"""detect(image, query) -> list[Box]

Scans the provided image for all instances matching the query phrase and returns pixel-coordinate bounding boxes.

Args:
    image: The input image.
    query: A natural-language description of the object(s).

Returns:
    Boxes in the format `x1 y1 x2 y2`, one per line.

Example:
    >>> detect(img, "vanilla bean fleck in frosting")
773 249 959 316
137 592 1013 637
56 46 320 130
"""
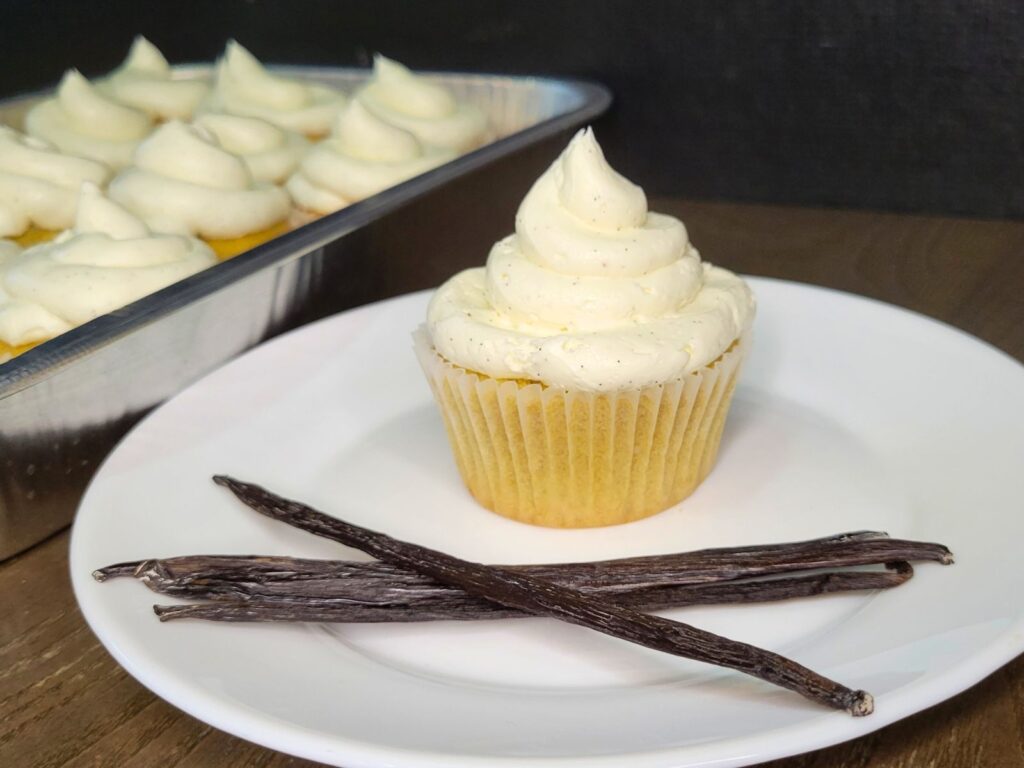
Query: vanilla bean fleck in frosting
0 127 112 237
195 112 309 184
0 184 214 346
101 36 210 121
286 99 455 214
201 41 346 137
357 55 489 152
25 70 154 169
427 128 754 390
108 121 291 239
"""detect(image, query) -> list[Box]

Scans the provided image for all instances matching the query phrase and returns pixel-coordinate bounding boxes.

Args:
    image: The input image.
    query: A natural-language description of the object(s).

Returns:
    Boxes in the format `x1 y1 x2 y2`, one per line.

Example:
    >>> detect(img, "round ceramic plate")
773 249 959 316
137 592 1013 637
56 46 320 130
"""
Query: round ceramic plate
71 278 1024 768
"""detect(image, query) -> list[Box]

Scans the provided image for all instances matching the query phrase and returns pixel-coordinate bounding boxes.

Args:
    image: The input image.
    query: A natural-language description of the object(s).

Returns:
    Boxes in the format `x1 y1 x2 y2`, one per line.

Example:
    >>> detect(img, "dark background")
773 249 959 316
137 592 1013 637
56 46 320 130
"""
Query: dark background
5 0 1022 219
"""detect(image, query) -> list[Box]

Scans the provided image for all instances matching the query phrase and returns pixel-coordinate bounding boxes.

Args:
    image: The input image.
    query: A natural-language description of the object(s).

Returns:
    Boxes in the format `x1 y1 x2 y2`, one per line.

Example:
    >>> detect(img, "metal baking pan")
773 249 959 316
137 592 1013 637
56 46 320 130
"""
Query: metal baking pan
0 65 611 559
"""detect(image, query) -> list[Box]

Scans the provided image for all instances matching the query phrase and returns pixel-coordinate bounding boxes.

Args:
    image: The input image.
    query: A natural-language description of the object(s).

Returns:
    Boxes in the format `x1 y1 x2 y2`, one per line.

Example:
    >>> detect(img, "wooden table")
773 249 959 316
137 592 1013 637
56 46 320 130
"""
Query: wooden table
3 199 1023 767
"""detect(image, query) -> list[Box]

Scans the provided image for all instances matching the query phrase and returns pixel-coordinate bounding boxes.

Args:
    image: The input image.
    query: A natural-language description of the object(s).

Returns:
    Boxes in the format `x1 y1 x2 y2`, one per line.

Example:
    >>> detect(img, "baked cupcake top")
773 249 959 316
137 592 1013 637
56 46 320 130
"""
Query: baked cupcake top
202 41 346 137
356 55 489 152
101 36 210 121
0 127 112 237
25 70 154 169
286 99 455 214
427 129 754 391
108 121 291 239
194 112 309 184
0 183 214 345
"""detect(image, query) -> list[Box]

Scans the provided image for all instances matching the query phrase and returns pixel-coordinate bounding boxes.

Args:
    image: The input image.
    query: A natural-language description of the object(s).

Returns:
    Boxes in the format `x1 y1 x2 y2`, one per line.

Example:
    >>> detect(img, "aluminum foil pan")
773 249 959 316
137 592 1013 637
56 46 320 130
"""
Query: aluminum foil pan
0 65 611 558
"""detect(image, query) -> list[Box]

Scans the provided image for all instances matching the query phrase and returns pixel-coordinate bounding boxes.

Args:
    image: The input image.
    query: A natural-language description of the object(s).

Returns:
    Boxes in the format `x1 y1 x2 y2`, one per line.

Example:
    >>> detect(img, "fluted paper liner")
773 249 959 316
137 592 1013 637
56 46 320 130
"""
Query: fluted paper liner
414 329 750 528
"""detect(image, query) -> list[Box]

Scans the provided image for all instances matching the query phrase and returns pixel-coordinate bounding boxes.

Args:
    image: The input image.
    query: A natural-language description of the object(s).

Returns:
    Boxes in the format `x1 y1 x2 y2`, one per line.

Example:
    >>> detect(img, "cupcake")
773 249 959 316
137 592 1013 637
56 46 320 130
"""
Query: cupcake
286 99 455 216
108 121 291 259
101 36 210 121
194 112 309 184
0 183 215 363
25 69 154 169
200 41 346 138
0 127 112 246
418 129 755 527
356 55 489 152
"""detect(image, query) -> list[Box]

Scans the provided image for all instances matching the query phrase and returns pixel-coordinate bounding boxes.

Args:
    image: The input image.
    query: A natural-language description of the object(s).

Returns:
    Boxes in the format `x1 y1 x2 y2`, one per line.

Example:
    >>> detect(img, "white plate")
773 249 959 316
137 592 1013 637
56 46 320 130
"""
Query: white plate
70 278 1024 768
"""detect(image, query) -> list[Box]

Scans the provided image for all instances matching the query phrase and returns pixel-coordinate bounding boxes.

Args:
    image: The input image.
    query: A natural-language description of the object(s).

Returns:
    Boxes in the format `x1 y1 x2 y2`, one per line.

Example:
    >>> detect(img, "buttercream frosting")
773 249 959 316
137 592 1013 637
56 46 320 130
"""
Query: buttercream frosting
286 99 455 213
0 183 214 345
0 127 112 237
201 41 346 136
25 69 154 169
194 112 309 184
357 55 489 152
101 36 210 120
108 121 291 239
427 128 755 390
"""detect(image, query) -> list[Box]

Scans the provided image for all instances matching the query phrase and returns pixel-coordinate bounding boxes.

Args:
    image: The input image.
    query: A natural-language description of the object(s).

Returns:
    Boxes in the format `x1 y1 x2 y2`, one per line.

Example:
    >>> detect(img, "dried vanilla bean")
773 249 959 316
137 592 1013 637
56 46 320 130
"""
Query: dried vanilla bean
214 475 877 715
151 563 914 623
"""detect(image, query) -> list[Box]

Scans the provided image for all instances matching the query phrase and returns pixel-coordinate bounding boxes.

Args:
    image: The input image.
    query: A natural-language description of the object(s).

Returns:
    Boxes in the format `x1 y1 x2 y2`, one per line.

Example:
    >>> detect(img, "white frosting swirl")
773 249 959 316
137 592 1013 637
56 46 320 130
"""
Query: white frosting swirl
201 41 346 136
285 100 455 213
194 112 309 184
427 129 755 390
101 36 210 120
0 127 112 237
0 239 71 348
25 69 154 169
108 121 291 239
0 183 214 344
357 55 489 152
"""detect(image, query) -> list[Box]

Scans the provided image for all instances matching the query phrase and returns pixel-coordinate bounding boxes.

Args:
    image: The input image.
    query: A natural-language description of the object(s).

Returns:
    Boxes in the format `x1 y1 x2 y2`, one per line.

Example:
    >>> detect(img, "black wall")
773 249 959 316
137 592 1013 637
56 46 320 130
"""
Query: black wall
5 0 1022 219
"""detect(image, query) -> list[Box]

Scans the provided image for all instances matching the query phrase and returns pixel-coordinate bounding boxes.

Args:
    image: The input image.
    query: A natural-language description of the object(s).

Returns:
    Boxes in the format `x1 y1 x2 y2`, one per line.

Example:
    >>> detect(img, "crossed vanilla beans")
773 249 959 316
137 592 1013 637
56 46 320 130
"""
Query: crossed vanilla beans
95 477 954 714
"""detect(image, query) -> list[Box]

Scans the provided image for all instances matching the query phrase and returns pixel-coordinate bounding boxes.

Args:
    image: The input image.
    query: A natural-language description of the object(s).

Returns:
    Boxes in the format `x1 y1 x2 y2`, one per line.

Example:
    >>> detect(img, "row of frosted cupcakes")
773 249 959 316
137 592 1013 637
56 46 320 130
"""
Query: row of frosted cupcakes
0 39 490 362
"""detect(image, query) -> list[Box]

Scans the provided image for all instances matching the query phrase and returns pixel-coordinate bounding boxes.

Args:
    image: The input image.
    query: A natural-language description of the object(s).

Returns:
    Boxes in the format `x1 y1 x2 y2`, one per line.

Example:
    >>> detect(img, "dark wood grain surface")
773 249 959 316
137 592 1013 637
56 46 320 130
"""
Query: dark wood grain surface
2 198 1023 767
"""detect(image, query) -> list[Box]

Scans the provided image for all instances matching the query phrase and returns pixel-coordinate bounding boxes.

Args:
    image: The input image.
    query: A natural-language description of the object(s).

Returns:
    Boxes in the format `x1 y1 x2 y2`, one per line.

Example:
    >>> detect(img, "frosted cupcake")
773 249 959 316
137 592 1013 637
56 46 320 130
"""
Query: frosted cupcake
108 121 291 259
194 112 309 184
356 55 489 152
0 183 215 363
418 129 755 527
286 100 455 216
0 127 112 246
101 36 210 121
201 41 346 138
25 69 154 169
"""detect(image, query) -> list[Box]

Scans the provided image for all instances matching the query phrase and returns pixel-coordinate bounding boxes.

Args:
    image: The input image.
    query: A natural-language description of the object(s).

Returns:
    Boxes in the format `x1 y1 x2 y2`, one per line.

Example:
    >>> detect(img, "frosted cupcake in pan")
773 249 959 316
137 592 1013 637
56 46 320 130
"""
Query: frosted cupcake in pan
200 41 347 138
194 112 309 185
357 55 489 152
418 129 755 527
0 183 215 363
286 100 454 216
0 127 112 246
108 121 291 259
101 36 210 121
25 69 154 169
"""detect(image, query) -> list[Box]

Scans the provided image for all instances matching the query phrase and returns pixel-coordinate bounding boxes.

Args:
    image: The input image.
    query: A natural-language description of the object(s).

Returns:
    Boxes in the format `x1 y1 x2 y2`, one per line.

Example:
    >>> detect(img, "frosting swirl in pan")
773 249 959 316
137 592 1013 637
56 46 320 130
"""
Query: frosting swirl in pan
195 112 309 184
285 100 454 213
357 55 489 152
102 36 210 121
0 127 112 237
0 184 214 344
427 128 754 390
108 121 291 239
25 70 154 169
201 41 346 136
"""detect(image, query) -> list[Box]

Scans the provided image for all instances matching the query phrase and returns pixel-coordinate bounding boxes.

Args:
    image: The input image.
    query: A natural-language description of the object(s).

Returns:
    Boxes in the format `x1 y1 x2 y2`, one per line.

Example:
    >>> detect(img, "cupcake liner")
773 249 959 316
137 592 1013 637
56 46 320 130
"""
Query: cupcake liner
414 329 750 528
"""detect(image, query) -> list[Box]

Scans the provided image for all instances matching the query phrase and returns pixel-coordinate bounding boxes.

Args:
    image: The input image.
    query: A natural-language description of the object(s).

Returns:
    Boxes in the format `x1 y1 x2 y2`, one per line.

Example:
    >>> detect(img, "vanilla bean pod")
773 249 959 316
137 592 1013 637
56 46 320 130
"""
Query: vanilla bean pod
213 475 877 715
151 564 914 623
92 531 950 601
